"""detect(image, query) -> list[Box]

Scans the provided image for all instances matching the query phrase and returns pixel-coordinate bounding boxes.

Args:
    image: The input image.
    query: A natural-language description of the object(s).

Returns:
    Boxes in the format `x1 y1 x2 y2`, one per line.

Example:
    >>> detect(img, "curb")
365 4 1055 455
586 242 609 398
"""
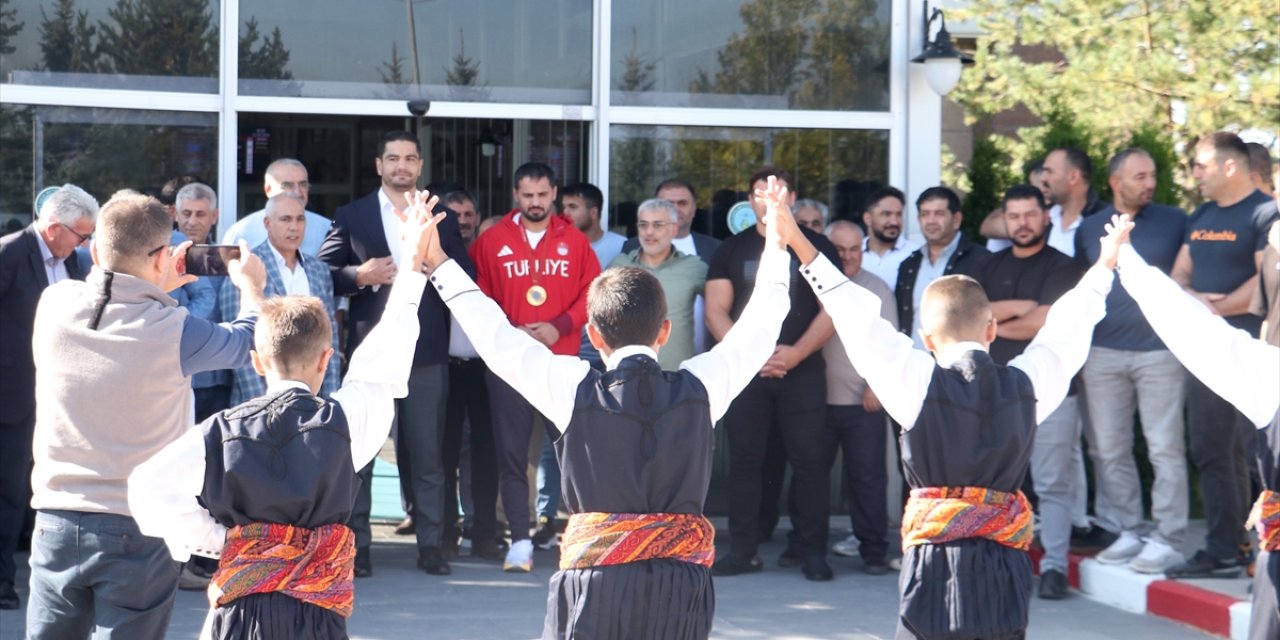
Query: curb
1030 548 1251 639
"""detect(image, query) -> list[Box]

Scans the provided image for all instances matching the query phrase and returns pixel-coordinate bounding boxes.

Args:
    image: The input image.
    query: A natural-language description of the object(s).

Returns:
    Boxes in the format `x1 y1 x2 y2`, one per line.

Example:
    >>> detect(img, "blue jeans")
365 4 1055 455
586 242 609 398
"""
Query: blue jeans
536 436 561 521
26 510 181 639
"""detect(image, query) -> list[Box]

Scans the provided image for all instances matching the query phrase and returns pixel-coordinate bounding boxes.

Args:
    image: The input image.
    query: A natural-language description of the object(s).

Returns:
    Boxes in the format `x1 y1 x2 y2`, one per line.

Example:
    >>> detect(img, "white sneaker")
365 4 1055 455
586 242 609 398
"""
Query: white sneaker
1129 540 1183 574
831 535 859 557
503 539 534 573
1095 531 1143 565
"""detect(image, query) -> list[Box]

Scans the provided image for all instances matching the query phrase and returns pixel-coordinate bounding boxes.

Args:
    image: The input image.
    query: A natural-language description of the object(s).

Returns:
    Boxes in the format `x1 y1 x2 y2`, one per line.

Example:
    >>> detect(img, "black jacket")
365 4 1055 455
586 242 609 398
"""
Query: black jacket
894 235 989 338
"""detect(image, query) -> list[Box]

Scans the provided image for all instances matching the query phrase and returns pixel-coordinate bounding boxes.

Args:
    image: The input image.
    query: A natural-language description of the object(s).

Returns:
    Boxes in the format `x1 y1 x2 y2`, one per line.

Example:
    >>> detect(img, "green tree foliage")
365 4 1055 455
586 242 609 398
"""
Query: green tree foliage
952 0 1280 195
96 0 218 76
444 30 480 87
963 137 1018 239
39 0 98 72
0 0 24 56
689 0 815 102
239 16 291 80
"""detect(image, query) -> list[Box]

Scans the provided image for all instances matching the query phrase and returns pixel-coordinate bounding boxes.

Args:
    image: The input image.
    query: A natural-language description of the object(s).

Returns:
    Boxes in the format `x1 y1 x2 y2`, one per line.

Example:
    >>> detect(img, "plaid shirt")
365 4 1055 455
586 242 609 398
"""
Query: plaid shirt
219 241 341 406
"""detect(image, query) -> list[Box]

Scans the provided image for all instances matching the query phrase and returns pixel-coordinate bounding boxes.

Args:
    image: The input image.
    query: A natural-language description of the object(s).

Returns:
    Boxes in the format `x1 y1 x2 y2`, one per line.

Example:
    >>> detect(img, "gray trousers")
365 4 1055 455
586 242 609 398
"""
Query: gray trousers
1031 396 1081 574
1083 347 1188 547
26 510 181 639
396 364 449 551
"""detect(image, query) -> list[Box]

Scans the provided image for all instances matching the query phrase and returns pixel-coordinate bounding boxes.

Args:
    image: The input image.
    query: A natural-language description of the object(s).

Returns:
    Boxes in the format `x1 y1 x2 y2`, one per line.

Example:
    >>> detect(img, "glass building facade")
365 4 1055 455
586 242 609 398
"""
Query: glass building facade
0 0 947 238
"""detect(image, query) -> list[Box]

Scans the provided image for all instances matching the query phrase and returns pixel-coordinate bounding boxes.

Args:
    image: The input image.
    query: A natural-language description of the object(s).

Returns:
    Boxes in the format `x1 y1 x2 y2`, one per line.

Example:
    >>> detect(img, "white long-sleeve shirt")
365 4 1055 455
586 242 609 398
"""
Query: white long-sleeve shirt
127 269 427 562
1117 244 1280 429
430 243 793 431
798 253 1112 430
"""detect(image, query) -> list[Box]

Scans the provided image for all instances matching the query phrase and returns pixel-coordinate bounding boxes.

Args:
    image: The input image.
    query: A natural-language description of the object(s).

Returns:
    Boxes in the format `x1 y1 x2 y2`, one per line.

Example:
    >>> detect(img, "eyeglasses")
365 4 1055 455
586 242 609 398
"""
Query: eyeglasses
147 244 168 257
636 221 671 231
60 223 92 244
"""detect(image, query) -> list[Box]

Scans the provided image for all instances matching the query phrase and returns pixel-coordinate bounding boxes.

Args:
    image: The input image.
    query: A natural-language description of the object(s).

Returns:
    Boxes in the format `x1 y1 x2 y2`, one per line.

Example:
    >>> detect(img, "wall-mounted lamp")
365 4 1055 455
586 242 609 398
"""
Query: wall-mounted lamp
477 128 499 158
910 1 973 96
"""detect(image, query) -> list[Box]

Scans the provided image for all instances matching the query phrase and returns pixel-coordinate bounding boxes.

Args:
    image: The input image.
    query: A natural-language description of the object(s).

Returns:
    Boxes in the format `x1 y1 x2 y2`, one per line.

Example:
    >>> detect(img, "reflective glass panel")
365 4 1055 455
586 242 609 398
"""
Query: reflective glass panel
0 104 217 229
611 0 891 111
609 124 889 236
1 0 220 93
238 0 592 104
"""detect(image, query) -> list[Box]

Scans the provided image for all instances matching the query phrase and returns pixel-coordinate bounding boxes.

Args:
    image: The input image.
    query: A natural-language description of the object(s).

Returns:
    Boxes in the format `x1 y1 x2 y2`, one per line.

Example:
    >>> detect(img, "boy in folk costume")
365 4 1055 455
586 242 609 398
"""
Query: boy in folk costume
424 178 795 639
765 176 1130 639
1109 231 1278 639
128 193 447 639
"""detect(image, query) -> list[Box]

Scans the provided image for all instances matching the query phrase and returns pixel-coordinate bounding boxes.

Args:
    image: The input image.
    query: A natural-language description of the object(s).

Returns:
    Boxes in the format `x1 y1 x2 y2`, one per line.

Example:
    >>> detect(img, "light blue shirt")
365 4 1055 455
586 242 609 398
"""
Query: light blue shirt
220 209 332 258
910 233 961 349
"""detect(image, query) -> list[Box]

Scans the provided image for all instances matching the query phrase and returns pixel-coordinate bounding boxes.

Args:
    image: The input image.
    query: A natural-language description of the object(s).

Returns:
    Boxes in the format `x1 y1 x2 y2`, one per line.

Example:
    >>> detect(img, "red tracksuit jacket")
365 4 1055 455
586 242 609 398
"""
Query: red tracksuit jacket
469 210 601 356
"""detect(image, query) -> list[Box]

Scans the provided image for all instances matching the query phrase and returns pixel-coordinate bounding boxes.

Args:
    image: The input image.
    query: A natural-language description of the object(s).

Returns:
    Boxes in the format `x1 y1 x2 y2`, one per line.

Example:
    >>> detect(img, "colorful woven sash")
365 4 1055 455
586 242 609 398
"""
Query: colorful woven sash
1247 489 1280 552
901 486 1033 552
559 512 715 570
211 522 355 617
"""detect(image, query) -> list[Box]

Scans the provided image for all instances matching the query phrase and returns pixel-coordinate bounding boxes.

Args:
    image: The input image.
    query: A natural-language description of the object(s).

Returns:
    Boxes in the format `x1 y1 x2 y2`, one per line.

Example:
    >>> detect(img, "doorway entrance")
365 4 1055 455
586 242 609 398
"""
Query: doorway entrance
235 114 590 221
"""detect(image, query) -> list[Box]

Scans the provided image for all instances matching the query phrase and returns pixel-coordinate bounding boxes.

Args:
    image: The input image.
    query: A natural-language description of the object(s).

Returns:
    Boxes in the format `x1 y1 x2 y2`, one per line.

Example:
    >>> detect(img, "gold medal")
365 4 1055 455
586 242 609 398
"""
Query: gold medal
526 284 548 306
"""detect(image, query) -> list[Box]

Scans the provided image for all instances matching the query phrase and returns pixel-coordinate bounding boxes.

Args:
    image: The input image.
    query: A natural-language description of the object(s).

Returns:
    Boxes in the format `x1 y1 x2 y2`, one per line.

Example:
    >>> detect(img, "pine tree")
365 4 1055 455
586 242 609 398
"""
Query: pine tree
0 0 24 56
39 0 98 72
96 0 217 77
239 16 291 80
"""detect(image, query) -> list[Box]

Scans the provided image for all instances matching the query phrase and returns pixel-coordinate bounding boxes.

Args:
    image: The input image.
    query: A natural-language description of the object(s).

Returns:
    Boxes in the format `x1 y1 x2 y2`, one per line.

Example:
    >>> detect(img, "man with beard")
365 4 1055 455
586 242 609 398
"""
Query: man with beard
895 187 989 350
1075 148 1190 575
469 162 600 572
972 185 1085 599
320 130 474 578
861 187 920 287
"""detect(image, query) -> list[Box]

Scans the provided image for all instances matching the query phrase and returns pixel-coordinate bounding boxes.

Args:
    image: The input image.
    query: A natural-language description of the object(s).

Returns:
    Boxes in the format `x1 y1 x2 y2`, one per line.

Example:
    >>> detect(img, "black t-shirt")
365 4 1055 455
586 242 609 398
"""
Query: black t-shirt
973 246 1083 365
707 226 841 371
1187 189 1279 332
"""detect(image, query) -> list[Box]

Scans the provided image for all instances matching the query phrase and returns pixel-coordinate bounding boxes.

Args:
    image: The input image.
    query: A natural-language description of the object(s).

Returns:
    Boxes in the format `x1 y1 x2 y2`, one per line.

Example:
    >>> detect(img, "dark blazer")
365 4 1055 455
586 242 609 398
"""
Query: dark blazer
319 191 475 367
894 235 990 338
0 225 86 424
621 231 721 266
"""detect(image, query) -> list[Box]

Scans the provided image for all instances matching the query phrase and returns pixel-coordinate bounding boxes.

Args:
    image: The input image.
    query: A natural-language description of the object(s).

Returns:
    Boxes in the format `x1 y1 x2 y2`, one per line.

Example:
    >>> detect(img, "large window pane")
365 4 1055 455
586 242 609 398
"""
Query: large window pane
609 124 888 236
238 0 592 104
612 0 891 111
0 104 217 230
1 0 219 93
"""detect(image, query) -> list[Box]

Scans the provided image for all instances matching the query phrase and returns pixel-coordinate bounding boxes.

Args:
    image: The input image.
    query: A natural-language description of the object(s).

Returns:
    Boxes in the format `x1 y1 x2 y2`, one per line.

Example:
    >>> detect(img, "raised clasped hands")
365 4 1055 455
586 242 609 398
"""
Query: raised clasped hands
397 189 448 273
753 175 797 250
1096 213 1135 271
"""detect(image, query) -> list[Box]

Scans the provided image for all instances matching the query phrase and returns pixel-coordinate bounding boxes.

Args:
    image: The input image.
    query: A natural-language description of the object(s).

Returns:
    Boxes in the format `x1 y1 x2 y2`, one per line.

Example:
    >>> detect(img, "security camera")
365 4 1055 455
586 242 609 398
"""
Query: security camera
407 99 430 117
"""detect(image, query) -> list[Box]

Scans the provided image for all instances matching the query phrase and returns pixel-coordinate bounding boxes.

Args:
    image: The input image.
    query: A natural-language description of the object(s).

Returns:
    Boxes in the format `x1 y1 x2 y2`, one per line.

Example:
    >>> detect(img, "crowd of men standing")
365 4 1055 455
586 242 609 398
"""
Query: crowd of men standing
0 127 1277 636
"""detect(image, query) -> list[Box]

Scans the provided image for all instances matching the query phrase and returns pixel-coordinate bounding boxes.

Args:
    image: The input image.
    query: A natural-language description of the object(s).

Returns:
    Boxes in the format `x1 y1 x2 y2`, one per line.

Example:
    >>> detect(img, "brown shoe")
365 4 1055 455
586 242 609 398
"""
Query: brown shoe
394 516 414 536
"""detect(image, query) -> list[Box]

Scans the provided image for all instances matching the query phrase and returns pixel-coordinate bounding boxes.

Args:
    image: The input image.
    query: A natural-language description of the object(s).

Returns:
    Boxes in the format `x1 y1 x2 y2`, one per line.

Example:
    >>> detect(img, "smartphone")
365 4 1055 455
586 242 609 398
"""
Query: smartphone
184 244 241 277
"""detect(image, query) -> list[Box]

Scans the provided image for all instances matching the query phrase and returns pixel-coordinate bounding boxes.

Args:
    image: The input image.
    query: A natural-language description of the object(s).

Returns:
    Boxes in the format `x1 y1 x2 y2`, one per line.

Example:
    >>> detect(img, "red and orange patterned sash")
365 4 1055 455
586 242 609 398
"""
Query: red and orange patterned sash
1247 489 1280 552
559 512 715 570
211 522 355 617
901 486 1033 552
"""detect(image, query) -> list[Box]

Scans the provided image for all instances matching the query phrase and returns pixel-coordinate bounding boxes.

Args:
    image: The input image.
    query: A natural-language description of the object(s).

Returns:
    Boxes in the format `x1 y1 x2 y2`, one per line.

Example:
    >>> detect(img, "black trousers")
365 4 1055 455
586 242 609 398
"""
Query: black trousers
443 358 498 541
0 413 34 586
1186 373 1254 560
825 404 890 562
488 370 554 542
724 366 829 558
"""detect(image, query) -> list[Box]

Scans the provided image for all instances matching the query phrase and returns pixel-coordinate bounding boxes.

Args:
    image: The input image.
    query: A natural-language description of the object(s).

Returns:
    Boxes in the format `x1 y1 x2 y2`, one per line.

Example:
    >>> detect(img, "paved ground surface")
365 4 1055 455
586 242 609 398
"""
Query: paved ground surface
1 521 1217 640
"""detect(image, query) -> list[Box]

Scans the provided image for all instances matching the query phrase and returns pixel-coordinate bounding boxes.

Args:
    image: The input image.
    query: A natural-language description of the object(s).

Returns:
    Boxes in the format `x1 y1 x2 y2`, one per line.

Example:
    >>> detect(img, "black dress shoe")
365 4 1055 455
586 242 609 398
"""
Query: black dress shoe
0 582 18 610
1069 525 1118 554
418 547 452 576
532 516 559 549
777 546 804 568
1038 569 1069 599
354 547 373 578
802 556 834 582
472 537 504 561
394 516 414 536
862 557 890 576
712 554 763 577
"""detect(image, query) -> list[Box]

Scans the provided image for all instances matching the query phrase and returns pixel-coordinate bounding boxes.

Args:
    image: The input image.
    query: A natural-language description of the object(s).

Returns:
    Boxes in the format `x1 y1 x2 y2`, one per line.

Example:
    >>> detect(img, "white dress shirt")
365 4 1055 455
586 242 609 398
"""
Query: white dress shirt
431 243 793 431
35 231 69 285
267 243 311 296
1117 244 1280 428
862 235 921 289
127 268 428 561
799 252 1112 431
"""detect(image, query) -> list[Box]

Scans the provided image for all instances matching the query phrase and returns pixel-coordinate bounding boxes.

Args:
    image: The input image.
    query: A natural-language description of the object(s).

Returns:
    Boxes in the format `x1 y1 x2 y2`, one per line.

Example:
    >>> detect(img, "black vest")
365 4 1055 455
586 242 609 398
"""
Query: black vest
200 388 357 529
901 350 1037 494
1260 412 1280 492
555 354 714 516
